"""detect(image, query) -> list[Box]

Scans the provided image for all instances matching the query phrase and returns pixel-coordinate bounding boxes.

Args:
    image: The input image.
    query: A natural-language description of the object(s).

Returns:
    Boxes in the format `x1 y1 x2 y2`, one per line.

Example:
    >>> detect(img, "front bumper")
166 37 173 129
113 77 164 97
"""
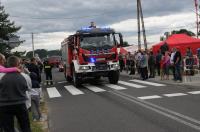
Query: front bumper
75 61 119 74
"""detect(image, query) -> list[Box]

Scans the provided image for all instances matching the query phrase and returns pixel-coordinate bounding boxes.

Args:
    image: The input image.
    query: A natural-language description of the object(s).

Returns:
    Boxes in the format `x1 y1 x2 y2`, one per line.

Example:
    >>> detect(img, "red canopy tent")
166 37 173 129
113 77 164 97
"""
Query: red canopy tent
152 34 200 55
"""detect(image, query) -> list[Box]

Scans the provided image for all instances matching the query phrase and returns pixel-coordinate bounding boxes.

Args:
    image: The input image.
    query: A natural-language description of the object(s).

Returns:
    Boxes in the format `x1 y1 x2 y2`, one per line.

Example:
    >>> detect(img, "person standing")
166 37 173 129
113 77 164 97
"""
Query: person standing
163 51 170 80
30 72 42 121
0 53 20 73
44 60 53 85
148 51 156 78
140 51 148 80
118 53 124 72
28 58 41 83
0 56 32 132
173 48 182 82
156 50 162 76
129 53 136 75
185 47 194 75
170 48 176 80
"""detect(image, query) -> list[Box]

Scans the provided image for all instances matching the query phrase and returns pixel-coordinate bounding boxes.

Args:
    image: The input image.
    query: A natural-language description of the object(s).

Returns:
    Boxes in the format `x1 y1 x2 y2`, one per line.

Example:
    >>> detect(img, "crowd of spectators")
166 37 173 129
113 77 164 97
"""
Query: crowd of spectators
118 47 199 82
0 53 52 132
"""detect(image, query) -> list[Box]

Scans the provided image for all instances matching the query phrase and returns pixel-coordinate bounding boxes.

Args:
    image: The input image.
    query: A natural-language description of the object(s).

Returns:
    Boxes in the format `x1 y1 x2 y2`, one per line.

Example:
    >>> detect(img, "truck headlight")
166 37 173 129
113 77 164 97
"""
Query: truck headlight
79 66 90 70
111 64 119 69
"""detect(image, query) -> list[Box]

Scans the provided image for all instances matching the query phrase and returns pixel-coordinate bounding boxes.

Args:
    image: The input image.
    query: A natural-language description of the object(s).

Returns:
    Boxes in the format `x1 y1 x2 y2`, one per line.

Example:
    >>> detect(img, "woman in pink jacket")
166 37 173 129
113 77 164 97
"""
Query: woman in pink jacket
0 53 20 73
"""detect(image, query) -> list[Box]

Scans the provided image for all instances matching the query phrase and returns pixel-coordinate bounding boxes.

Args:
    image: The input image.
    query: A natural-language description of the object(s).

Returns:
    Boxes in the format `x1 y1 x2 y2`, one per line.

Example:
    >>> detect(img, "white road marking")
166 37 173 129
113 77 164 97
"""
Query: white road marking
111 91 200 131
138 95 162 100
130 79 166 86
64 85 84 95
164 93 187 97
118 81 146 88
188 91 200 95
57 81 67 84
47 87 61 98
84 85 106 93
104 84 127 90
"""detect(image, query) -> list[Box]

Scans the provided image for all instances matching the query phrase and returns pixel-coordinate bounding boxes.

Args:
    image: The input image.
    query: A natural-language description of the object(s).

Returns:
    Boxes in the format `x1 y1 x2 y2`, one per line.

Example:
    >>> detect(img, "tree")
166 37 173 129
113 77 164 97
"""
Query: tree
26 49 48 59
48 50 61 57
12 51 26 57
121 41 130 47
0 5 22 56
171 29 195 36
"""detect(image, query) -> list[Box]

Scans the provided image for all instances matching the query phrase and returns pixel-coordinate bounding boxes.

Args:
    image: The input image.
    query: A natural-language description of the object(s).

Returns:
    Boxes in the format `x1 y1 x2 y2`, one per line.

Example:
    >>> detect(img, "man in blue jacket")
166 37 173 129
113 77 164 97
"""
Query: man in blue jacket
0 56 32 132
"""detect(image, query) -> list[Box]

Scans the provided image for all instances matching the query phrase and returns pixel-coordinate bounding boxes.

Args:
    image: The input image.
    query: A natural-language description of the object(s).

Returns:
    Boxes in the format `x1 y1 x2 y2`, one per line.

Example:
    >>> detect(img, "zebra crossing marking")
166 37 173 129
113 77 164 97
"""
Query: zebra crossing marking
83 85 106 92
138 95 162 100
130 79 166 86
188 91 200 95
118 81 146 88
163 93 187 97
104 84 127 90
47 87 61 98
64 85 84 95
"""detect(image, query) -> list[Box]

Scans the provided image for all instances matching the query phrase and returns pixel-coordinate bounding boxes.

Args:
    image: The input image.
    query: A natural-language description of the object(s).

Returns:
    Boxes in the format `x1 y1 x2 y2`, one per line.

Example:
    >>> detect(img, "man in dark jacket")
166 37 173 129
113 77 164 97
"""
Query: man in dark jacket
28 58 41 83
43 60 53 85
0 56 32 132
148 51 156 78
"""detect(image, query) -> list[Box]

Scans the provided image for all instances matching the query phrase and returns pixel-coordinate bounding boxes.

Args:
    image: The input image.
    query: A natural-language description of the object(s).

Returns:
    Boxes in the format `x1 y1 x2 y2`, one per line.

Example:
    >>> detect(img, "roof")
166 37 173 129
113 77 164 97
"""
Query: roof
166 34 200 45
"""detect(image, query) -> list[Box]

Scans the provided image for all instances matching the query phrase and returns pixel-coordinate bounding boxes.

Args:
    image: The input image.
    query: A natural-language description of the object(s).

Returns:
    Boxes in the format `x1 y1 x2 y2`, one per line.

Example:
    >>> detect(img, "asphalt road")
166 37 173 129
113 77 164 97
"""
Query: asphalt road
43 68 200 132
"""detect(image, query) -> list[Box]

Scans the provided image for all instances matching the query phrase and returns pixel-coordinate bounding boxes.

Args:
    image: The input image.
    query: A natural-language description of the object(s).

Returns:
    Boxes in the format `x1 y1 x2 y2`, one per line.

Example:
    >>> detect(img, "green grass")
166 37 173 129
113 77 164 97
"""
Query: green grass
29 112 43 132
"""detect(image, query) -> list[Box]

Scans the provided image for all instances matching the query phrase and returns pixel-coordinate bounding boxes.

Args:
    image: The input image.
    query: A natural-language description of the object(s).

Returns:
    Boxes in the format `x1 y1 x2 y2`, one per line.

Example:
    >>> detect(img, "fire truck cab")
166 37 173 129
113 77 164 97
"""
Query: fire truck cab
61 27 123 87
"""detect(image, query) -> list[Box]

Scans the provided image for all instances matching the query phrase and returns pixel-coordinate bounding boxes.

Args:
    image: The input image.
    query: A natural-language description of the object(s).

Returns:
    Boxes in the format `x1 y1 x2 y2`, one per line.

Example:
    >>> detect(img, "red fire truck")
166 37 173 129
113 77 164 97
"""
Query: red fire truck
61 27 123 87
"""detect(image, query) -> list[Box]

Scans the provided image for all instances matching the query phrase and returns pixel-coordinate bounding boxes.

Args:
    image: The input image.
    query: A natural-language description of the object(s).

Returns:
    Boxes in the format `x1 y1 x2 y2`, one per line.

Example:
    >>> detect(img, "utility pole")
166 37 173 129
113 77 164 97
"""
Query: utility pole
137 0 141 50
137 0 147 50
32 33 35 57
194 0 199 38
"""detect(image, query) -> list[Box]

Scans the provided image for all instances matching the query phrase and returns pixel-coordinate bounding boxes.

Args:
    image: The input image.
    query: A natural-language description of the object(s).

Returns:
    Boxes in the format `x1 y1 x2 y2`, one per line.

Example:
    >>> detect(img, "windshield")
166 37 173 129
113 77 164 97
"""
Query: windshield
80 34 115 50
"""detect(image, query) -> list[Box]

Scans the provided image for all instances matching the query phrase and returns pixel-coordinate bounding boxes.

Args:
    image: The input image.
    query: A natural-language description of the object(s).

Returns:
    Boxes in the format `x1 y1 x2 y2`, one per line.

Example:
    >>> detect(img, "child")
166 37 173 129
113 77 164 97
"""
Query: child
160 54 165 80
29 72 42 121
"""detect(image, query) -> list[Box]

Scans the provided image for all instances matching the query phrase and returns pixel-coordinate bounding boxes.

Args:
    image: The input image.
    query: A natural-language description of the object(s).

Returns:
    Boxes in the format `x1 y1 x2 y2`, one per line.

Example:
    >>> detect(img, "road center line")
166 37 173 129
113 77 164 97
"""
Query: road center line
164 93 187 97
110 90 200 131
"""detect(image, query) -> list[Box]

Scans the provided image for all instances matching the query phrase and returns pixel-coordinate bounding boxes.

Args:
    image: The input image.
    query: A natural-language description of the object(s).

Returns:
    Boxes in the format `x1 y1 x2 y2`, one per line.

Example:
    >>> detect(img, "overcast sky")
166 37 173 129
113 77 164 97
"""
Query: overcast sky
1 0 198 52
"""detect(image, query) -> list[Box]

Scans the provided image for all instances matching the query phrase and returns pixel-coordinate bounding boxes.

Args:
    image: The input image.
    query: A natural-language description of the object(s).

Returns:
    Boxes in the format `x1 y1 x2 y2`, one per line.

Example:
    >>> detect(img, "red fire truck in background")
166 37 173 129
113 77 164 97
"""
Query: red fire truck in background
61 27 123 87
48 56 61 67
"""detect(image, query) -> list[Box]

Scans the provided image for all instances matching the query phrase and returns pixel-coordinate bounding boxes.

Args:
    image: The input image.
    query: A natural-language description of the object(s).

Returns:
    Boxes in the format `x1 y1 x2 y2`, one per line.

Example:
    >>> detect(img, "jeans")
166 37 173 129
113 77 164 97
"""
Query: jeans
0 103 31 132
31 95 41 120
175 64 182 81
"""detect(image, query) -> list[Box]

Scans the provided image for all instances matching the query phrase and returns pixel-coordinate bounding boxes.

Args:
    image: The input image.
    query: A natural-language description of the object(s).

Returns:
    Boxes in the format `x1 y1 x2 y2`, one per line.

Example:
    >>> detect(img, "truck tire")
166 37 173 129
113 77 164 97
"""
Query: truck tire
108 71 119 84
72 66 81 87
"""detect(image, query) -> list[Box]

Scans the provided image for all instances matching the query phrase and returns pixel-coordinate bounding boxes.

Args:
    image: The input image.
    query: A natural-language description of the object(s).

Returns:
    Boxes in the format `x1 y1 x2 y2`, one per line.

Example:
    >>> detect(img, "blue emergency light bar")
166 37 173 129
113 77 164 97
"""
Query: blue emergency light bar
90 58 96 63
80 27 112 32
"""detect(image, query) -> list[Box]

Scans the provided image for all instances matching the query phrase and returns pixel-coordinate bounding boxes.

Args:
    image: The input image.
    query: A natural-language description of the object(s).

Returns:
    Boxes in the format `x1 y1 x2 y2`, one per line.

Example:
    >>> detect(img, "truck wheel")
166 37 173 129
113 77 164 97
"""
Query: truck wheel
72 67 81 87
108 71 119 84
